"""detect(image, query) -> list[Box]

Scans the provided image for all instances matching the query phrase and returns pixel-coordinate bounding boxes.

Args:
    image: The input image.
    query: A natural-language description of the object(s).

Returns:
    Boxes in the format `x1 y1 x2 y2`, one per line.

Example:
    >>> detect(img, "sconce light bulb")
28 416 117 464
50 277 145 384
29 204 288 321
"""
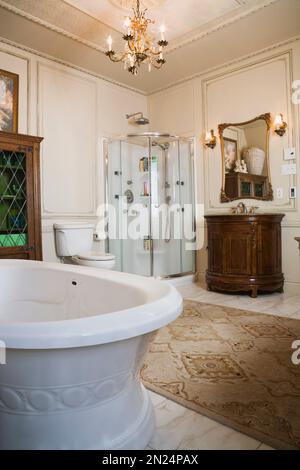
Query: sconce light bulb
274 113 283 127
274 113 287 136
205 129 217 149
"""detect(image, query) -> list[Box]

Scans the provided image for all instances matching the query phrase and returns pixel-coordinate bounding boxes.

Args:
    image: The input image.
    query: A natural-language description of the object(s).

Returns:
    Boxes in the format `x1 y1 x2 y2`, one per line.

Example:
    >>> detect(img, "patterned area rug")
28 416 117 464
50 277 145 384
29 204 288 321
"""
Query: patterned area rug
141 300 300 449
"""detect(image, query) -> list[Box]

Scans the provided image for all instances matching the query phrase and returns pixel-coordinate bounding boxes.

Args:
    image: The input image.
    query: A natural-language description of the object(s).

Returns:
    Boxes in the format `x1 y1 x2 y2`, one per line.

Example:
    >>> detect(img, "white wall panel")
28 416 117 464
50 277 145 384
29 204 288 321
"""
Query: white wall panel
149 82 195 135
99 81 148 137
38 62 97 217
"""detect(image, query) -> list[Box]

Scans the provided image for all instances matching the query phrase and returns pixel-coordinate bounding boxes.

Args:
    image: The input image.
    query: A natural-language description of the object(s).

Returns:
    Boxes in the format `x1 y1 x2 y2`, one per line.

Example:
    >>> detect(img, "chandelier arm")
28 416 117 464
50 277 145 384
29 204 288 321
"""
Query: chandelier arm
151 62 163 70
148 49 162 56
127 41 135 53
106 52 128 63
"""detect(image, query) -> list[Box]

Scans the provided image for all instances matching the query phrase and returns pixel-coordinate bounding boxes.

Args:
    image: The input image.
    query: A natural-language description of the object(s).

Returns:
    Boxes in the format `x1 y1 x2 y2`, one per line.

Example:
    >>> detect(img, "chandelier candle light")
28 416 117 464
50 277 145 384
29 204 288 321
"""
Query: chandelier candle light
105 0 168 75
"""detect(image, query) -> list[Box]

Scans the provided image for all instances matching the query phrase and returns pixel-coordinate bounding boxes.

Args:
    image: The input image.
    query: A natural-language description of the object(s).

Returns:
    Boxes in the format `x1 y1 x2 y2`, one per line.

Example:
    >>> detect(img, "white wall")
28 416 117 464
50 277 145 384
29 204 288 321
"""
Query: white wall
2 35 300 292
0 40 148 261
149 38 300 294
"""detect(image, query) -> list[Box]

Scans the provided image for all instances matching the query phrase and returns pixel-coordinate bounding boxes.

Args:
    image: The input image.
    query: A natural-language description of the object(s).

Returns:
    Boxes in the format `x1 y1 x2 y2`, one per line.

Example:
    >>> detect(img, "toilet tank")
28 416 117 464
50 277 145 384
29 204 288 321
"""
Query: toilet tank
54 224 94 257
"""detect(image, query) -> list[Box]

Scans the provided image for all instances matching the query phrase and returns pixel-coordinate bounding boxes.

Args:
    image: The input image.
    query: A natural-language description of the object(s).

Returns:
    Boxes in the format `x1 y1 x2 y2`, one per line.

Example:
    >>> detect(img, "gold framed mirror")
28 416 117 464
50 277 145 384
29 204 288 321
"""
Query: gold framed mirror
219 113 273 202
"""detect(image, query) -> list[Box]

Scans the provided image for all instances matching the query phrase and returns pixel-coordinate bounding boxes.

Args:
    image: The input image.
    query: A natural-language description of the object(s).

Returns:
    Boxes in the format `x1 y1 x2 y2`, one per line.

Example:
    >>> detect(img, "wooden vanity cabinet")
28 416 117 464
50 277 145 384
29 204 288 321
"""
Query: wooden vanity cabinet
205 214 284 298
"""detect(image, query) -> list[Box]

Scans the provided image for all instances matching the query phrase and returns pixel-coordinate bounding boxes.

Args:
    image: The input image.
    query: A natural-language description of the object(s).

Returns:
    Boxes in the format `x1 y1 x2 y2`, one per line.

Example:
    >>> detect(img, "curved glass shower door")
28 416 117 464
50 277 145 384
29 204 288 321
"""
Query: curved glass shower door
105 134 195 278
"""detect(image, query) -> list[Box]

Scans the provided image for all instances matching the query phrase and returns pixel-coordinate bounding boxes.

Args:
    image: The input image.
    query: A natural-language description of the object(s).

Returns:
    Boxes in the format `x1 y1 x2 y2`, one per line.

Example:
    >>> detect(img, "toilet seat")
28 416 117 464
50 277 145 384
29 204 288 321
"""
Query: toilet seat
72 252 116 269
76 252 115 262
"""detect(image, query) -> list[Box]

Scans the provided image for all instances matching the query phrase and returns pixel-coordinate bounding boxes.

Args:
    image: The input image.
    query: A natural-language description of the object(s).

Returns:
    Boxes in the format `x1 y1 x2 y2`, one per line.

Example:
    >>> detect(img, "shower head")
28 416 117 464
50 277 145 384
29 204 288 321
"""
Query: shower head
126 112 150 126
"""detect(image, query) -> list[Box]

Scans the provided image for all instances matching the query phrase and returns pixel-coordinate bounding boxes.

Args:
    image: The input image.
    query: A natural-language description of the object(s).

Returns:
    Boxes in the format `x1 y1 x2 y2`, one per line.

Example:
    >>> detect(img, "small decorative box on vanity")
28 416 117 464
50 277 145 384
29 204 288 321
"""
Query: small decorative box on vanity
205 214 285 298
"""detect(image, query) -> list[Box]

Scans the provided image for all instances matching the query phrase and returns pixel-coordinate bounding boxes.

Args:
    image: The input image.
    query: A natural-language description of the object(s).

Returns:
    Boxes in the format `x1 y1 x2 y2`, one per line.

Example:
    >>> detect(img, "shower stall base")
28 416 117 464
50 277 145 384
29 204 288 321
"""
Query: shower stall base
104 133 196 279
161 273 196 286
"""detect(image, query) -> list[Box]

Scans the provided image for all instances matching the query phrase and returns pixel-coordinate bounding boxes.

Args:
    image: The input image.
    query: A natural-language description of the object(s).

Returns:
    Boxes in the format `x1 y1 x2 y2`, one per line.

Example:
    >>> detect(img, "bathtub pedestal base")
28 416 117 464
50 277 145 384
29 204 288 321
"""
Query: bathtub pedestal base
0 341 157 450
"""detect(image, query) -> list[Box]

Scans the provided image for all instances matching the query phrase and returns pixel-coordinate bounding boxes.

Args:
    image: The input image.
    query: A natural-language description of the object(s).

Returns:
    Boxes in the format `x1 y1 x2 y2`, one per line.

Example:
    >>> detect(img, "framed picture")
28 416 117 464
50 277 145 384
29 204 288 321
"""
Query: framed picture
224 137 237 172
0 69 19 133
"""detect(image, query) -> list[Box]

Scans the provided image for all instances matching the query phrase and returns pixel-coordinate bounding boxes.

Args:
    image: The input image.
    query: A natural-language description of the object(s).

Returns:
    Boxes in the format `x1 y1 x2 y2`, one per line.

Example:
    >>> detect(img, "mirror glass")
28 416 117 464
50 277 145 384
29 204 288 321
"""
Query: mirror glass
219 113 273 202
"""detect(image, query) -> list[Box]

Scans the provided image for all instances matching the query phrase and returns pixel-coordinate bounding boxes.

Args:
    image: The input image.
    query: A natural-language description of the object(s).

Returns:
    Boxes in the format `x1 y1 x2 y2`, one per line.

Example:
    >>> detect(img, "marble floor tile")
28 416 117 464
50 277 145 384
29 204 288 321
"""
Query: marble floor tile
257 443 274 450
178 283 300 320
149 399 261 451
149 399 189 450
149 390 167 407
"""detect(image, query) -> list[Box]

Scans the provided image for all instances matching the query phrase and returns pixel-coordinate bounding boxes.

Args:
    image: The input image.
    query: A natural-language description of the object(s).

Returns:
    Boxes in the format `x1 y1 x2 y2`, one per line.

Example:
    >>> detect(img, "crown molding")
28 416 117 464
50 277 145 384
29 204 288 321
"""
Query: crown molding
0 0 281 55
148 33 300 95
168 0 280 53
0 36 147 95
0 0 109 53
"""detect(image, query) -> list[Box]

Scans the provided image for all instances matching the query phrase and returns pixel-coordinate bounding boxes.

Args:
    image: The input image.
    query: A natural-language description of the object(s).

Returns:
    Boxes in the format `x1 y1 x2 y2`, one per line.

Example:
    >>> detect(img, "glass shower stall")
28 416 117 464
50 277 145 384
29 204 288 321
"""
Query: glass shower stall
104 133 195 278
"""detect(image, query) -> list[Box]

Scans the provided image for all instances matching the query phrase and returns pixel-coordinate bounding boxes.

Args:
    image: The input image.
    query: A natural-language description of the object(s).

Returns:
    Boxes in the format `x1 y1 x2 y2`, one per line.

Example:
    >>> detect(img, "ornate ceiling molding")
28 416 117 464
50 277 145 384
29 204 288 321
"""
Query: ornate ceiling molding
108 0 166 10
148 34 300 95
0 0 281 54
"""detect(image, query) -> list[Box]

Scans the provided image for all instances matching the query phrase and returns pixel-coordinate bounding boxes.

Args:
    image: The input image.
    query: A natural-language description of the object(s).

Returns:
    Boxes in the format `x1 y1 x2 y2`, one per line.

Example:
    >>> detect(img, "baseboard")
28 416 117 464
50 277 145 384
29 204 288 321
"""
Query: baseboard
284 282 300 296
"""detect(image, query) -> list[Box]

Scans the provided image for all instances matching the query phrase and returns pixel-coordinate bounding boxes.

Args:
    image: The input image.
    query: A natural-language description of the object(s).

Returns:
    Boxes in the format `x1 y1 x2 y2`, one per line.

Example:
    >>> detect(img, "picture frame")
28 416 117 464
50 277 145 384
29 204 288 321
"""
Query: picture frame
223 137 238 173
0 69 19 133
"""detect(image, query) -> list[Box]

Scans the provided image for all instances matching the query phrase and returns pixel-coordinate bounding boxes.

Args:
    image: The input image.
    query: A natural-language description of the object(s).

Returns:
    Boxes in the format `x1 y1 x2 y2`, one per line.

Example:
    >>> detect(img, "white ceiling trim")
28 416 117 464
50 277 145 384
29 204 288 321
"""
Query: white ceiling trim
167 0 280 53
0 35 147 96
0 0 107 52
0 0 280 55
148 34 300 95
1 30 299 99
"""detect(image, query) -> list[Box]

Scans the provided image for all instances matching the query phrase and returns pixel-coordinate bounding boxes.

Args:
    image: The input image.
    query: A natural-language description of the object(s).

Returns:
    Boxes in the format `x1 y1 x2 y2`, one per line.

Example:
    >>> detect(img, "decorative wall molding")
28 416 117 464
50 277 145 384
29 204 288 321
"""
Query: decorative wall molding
37 61 98 218
149 34 300 95
201 49 297 213
1 27 299 98
0 36 147 96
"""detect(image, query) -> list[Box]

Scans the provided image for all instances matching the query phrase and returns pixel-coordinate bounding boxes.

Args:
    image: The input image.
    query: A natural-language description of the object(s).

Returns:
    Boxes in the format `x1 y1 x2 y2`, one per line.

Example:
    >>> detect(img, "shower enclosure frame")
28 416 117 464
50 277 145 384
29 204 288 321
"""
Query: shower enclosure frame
103 133 196 279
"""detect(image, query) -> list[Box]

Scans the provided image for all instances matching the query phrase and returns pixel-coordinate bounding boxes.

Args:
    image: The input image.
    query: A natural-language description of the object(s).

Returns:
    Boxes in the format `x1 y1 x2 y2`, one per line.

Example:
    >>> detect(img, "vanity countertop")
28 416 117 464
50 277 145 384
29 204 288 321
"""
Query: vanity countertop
204 213 285 219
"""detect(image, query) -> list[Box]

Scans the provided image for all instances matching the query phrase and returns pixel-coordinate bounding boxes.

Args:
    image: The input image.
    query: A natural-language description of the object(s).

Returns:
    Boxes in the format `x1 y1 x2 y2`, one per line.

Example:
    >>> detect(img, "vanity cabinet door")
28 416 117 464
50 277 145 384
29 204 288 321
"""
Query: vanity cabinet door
223 223 253 276
207 226 224 274
257 222 282 275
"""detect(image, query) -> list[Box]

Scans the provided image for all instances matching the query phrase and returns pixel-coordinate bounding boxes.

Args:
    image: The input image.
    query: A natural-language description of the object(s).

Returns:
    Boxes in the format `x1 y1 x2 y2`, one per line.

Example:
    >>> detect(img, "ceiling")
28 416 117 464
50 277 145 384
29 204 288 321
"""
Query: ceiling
0 0 299 93
63 0 257 46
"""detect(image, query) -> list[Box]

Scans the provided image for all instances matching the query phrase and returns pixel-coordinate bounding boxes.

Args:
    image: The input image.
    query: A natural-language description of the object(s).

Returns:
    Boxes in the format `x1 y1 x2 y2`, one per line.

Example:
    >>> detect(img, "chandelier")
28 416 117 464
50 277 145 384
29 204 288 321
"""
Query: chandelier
105 0 168 75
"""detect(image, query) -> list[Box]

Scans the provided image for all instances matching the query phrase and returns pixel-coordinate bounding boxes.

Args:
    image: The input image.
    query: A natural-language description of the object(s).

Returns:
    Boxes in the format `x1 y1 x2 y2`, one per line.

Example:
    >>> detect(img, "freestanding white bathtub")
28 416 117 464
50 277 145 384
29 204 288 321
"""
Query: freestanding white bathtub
0 260 182 450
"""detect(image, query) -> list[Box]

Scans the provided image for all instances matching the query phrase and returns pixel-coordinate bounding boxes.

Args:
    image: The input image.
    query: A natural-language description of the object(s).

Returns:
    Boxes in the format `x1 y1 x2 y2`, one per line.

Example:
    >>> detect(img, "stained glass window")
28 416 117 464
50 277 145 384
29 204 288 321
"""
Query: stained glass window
0 149 27 247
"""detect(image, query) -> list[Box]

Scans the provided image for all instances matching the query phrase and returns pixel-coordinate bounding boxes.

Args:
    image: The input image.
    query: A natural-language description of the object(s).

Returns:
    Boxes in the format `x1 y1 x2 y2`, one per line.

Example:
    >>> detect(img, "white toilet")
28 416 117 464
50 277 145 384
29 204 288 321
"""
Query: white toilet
54 223 116 270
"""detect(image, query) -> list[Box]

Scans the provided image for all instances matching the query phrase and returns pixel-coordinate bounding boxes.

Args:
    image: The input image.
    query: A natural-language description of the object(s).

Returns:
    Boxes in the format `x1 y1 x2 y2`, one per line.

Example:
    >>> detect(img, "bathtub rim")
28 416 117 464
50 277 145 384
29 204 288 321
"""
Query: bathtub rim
0 260 183 349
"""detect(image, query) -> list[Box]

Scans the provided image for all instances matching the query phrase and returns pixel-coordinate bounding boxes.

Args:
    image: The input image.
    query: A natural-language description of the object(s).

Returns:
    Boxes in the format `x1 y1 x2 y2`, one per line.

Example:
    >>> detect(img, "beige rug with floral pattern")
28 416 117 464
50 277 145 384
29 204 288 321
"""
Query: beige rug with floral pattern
141 300 300 450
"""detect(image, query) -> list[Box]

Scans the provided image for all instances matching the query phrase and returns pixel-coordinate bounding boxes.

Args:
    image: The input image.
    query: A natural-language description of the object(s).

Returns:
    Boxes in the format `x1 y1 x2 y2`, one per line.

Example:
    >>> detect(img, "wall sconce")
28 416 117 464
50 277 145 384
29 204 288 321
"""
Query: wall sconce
274 113 287 137
205 129 217 149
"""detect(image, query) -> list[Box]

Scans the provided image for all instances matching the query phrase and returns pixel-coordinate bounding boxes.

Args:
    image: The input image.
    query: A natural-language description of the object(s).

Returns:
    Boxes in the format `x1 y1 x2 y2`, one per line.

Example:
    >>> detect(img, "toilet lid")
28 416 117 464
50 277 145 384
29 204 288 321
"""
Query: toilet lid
76 252 115 262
